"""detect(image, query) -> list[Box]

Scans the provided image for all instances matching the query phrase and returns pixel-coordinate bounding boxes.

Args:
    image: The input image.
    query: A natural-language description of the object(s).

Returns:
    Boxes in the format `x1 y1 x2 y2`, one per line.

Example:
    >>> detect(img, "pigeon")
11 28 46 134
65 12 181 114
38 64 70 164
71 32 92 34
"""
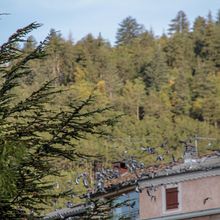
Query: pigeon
160 140 168 148
75 176 81 185
66 201 74 208
146 187 156 201
75 173 89 188
203 197 212 204
82 177 89 188
141 146 155 154
58 213 65 219
156 155 164 161
129 201 136 208
135 184 142 193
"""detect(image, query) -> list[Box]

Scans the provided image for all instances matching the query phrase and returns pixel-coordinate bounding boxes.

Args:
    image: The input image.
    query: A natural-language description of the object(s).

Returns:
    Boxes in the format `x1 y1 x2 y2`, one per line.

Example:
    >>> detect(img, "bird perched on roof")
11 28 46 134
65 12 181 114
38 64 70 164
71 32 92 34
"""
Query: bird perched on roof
95 179 106 193
58 212 65 219
80 191 91 199
149 172 155 178
125 158 145 172
65 201 74 208
135 182 142 193
106 168 120 179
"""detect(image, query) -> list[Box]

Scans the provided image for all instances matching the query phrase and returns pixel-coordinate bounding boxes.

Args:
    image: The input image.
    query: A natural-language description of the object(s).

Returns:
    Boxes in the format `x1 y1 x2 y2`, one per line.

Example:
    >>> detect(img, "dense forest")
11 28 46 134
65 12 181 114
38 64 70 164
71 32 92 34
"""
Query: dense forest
1 9 220 217
23 10 220 156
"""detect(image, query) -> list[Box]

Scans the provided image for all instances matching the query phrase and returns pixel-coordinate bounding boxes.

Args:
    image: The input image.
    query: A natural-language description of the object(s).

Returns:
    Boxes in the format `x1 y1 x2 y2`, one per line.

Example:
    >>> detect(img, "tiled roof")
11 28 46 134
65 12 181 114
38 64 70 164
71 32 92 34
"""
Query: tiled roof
101 152 220 193
44 152 220 219
44 203 90 220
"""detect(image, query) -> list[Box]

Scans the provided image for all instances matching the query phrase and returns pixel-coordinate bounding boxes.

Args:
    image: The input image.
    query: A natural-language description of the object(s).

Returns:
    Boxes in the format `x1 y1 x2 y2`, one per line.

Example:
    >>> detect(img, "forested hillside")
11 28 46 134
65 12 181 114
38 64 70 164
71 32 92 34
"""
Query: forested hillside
5 10 220 213
23 10 219 154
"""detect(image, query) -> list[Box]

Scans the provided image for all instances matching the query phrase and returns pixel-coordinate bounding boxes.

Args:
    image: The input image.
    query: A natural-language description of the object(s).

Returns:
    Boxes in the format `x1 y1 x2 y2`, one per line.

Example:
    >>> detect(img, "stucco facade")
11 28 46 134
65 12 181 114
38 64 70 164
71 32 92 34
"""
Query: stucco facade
140 176 220 220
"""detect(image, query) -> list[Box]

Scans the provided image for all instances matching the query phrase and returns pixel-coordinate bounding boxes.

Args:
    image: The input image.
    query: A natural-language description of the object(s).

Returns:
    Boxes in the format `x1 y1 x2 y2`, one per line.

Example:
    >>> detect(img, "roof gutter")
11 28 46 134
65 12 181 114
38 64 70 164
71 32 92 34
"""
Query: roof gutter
145 207 220 220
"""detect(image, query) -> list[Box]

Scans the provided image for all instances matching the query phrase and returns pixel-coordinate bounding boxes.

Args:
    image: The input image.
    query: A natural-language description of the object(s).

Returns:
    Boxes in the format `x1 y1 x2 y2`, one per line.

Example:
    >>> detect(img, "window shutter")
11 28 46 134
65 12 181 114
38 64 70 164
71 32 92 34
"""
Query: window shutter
166 187 179 210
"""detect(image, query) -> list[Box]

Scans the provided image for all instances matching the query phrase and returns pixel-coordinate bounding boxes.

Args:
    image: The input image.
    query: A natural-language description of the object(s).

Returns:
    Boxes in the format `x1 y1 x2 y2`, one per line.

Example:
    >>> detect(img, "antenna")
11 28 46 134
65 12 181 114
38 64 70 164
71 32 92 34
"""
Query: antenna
194 135 217 154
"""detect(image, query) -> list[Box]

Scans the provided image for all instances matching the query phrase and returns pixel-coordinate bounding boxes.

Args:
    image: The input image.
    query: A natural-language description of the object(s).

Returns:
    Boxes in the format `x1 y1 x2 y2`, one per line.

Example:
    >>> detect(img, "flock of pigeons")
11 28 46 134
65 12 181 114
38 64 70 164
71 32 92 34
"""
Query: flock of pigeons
74 149 162 203
58 141 195 213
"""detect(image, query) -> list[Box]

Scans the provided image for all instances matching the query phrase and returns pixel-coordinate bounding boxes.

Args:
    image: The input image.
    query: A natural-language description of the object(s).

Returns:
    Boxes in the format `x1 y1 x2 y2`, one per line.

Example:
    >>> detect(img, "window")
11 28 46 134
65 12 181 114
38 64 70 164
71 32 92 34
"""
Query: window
166 187 179 210
112 191 139 220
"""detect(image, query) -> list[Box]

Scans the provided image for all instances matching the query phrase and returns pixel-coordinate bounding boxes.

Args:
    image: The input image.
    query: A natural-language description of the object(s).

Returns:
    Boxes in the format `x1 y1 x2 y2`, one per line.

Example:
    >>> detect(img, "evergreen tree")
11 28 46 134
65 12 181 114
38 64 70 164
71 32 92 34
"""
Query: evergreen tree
115 16 144 45
23 35 37 52
120 78 146 119
73 34 112 83
168 10 189 35
212 25 220 69
113 45 138 81
170 71 191 115
164 32 194 72
139 47 169 91
193 16 206 57
207 11 213 25
201 13 216 73
0 23 117 218
216 9 220 25
31 28 77 86
22 35 38 85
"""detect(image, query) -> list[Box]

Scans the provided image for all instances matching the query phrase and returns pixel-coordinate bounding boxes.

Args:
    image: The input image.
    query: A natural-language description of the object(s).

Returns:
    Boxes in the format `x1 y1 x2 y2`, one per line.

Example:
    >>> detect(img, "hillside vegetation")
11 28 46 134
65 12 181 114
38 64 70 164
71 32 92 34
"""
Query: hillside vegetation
2 10 220 215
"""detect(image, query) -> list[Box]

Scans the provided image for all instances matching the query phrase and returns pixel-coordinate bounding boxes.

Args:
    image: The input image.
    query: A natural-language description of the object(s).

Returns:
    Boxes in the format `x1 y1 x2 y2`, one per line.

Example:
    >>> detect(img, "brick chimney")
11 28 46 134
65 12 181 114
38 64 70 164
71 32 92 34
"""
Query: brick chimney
112 161 128 174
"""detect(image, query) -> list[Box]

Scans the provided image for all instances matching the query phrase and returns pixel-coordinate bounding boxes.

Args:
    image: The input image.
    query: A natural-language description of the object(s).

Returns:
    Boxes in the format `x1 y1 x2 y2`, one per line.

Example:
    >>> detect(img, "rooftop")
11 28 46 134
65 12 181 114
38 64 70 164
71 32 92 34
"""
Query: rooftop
44 152 220 219
98 152 220 195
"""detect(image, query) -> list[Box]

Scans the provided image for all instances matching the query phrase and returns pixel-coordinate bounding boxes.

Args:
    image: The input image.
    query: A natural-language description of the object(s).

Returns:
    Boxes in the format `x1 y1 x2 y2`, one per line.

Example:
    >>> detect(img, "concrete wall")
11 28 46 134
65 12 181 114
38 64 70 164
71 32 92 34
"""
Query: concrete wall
139 176 220 219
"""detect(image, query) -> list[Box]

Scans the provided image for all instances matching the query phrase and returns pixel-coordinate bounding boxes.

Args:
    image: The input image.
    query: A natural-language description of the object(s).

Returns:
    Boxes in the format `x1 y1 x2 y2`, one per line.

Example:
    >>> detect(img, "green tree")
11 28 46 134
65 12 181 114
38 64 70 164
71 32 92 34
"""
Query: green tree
115 16 144 45
168 10 189 35
23 35 37 52
139 47 169 91
164 32 195 72
0 23 117 218
170 71 191 115
31 29 77 86
22 35 38 85
73 34 112 83
193 16 206 57
216 9 220 25
119 78 146 119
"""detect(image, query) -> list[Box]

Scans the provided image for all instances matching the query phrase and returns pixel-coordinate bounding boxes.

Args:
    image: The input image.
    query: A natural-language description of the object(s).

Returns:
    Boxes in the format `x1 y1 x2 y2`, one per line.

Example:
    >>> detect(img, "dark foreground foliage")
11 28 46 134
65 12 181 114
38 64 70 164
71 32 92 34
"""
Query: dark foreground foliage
0 23 118 219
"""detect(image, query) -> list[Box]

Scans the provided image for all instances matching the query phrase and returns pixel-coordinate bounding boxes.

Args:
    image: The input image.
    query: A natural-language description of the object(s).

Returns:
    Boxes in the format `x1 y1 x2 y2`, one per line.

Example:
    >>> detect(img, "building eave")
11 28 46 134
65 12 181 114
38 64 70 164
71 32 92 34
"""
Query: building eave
139 166 220 188
43 204 89 220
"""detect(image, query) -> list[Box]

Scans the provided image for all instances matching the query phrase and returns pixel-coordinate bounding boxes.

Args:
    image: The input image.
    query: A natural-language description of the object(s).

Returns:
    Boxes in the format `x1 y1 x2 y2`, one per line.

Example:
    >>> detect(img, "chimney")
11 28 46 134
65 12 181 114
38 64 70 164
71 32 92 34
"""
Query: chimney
183 143 198 163
112 161 128 174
